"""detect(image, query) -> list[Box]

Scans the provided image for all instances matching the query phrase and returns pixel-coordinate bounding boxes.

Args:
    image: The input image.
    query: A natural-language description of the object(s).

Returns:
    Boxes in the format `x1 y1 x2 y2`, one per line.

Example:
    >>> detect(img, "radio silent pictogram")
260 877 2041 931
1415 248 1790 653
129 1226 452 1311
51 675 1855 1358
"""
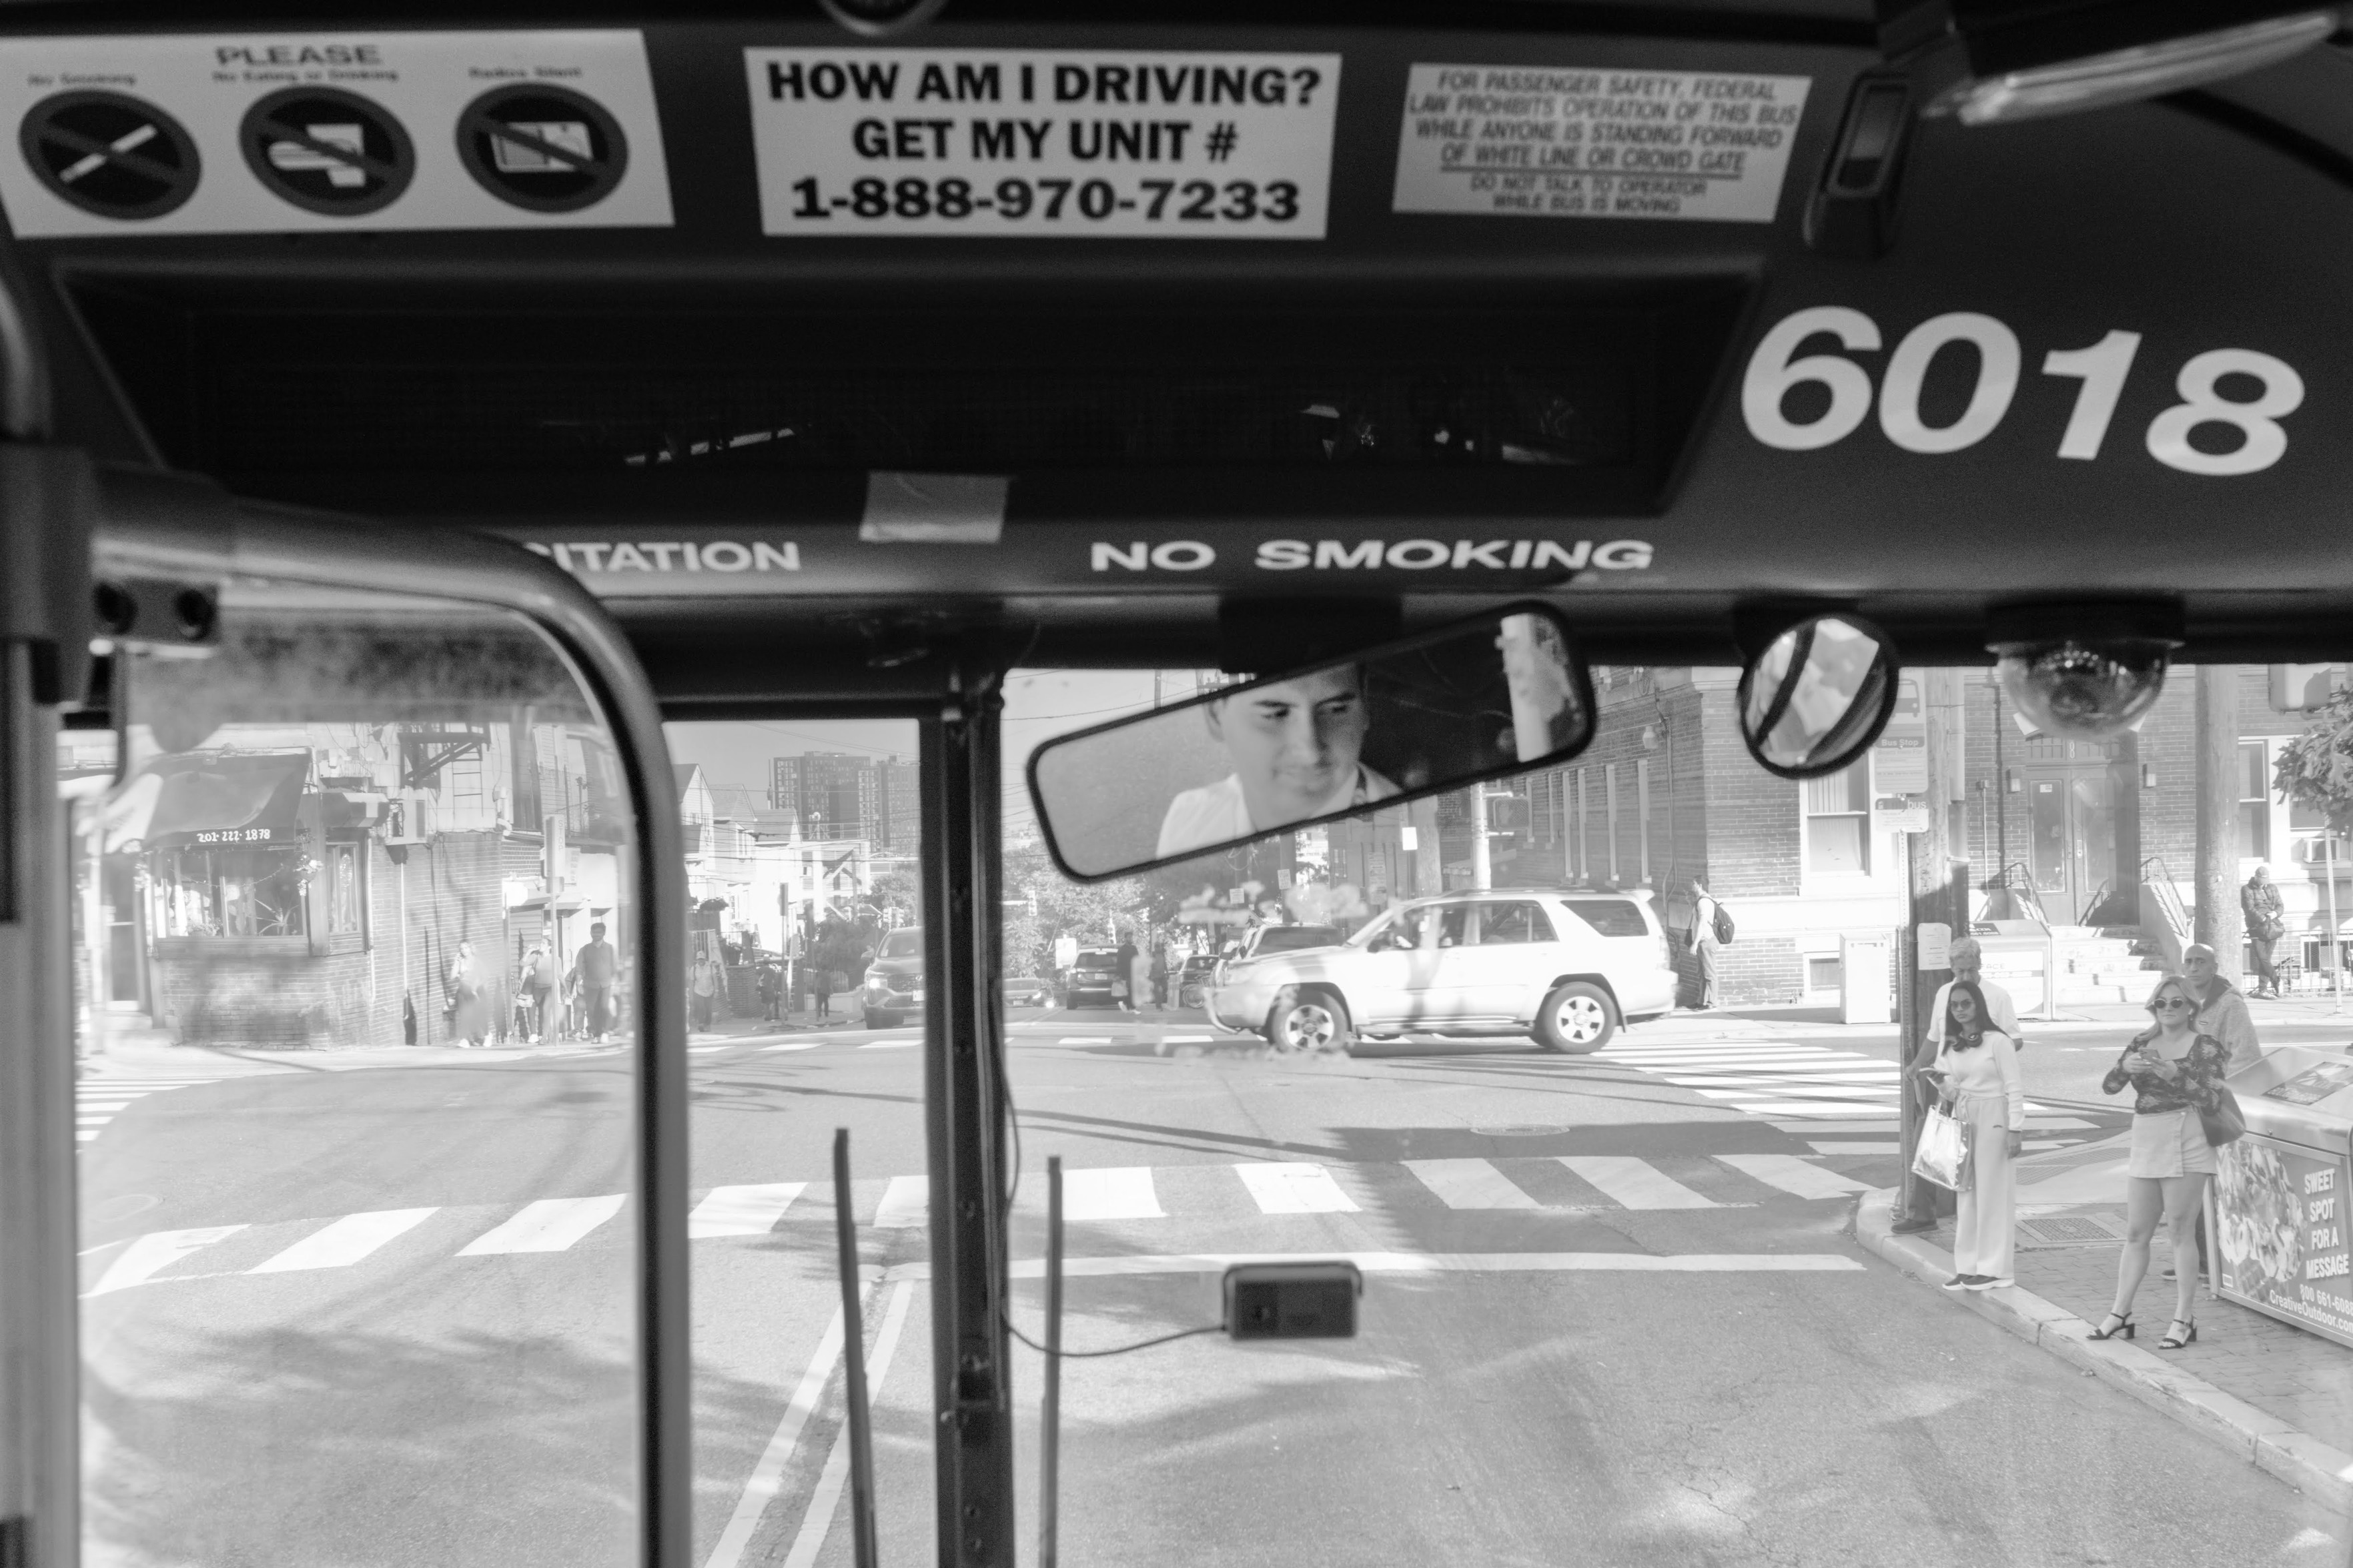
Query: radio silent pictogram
20 90 201 219
455 84 628 213
239 86 416 216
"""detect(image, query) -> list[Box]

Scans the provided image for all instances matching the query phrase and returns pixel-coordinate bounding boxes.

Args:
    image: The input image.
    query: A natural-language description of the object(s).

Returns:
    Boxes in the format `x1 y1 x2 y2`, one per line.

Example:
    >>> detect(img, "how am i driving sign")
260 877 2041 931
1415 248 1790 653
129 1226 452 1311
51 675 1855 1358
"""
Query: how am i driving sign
744 47 1340 239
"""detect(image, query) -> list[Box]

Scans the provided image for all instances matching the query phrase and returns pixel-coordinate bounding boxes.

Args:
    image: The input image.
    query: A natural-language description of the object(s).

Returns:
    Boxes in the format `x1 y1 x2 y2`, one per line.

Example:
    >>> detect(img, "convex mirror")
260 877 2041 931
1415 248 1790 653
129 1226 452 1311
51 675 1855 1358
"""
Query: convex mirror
1028 606 1592 880
1737 614 1898 779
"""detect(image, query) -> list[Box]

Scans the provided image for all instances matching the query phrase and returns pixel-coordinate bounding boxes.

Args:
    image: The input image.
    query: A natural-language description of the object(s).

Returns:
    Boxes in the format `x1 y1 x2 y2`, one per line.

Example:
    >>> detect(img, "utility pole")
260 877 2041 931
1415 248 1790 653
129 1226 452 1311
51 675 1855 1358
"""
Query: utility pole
1895 669 1967 1232
2193 665 2244 982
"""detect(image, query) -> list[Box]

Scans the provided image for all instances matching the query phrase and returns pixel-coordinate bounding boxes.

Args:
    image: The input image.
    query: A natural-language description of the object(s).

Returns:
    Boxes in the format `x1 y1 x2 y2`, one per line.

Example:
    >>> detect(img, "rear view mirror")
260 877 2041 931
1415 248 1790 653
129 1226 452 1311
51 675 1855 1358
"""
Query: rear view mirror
1027 606 1592 880
1737 614 1898 779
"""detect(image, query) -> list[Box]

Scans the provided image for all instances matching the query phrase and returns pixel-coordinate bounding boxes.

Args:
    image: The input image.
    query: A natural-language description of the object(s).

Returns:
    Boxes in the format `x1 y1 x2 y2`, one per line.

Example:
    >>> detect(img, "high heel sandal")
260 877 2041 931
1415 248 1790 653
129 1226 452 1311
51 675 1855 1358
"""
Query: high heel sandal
2159 1319 2198 1350
2088 1312 2134 1341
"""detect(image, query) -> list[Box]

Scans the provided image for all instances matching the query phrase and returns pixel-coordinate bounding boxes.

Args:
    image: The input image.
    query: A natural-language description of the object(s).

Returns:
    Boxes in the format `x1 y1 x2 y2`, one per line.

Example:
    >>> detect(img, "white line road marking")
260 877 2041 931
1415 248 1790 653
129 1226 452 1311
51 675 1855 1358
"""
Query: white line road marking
690 1183 807 1239
872 1174 929 1229
1057 1036 1112 1044
1406 1158 1540 1210
248 1208 438 1273
1715 1153 1874 1201
88 1227 247 1295
1810 1140 1899 1154
1236 1162 1358 1214
761 1042 827 1052
975 1251 1868 1278
458 1195 626 1255
688 1045 735 1054
781 1281 916 1568
1695 1086 1897 1101
701 1305 848 1568
1732 1102 1902 1117
1059 1166 1163 1220
857 1038 919 1050
1558 1156 1718 1210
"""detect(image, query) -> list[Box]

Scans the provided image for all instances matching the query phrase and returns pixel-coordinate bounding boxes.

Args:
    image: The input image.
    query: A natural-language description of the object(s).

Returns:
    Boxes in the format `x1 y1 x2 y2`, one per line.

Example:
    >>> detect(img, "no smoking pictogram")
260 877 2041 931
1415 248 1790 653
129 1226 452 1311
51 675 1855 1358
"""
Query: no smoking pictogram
20 90 200 219
456 83 627 213
240 86 415 216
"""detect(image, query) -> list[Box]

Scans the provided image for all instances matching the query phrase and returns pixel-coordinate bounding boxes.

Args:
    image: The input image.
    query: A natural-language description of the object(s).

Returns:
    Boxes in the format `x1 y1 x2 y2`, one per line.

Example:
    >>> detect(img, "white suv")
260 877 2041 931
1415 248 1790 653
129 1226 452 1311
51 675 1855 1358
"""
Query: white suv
1204 888 1678 1054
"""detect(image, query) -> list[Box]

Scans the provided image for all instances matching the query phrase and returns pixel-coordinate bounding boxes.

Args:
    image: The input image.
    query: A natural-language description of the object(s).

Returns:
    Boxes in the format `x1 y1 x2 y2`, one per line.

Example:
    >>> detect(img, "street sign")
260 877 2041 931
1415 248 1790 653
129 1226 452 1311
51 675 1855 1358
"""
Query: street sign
1915 922 1951 971
1873 678 1927 793
20 89 199 219
239 86 414 215
1871 794 1930 834
456 83 628 213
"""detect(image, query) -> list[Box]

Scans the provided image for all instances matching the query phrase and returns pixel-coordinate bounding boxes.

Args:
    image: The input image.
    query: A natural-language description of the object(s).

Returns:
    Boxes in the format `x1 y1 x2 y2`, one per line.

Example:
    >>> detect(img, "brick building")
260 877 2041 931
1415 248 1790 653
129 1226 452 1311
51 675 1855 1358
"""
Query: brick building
1438 664 2345 1008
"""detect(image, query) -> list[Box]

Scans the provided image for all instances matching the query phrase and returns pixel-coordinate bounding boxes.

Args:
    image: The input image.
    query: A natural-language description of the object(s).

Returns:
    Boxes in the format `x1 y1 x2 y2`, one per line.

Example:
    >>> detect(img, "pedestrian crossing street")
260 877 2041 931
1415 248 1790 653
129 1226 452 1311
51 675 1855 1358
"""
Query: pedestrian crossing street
83 1151 1879 1298
75 1075 241 1146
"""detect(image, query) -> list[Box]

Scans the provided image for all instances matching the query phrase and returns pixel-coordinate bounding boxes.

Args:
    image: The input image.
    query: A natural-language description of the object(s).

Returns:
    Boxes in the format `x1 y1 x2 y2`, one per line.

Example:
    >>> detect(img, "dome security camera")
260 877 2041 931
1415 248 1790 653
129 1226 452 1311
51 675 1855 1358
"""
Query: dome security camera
819 0 948 37
1985 604 2182 740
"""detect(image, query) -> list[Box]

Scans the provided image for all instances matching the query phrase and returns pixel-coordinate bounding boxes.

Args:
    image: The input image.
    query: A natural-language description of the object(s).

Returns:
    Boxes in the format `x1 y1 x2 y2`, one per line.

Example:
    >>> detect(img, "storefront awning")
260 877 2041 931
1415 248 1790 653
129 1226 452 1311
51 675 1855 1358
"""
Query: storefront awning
104 752 310 853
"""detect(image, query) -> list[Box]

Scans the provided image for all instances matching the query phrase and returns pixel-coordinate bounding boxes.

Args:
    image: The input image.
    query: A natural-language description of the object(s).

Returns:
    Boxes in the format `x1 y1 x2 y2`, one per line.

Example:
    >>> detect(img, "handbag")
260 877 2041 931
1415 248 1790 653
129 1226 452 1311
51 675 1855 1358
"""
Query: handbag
2200 1084 2248 1146
1912 1100 1972 1191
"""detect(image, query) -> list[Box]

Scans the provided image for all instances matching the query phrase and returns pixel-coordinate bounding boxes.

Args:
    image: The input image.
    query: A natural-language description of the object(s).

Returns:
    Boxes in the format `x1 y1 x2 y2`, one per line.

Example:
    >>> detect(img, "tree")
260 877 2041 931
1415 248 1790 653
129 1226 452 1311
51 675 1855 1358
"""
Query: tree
2276 686 2353 828
1001 839 1148 971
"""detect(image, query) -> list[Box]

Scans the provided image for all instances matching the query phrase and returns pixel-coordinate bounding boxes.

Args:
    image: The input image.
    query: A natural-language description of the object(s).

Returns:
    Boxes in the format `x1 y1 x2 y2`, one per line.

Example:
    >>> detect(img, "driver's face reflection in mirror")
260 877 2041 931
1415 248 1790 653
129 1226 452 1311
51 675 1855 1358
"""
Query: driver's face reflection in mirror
1155 664 1400 860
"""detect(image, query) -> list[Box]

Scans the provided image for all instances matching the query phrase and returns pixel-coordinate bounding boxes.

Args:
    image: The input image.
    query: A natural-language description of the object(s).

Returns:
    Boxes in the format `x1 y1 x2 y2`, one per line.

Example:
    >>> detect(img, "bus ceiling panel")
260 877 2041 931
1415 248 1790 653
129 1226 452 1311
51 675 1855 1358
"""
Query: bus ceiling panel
17 25 2353 622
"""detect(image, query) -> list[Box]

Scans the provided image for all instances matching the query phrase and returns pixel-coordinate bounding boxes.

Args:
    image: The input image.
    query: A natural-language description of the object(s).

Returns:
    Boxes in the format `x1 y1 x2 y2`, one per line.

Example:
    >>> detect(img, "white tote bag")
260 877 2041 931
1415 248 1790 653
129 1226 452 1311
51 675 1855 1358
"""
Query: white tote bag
1911 1102 1972 1191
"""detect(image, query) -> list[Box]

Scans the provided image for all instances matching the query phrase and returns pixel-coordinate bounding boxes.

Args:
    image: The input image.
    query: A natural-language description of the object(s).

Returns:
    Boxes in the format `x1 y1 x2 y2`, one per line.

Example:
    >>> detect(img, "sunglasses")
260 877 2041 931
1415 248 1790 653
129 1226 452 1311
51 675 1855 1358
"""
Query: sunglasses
2153 998 2194 1010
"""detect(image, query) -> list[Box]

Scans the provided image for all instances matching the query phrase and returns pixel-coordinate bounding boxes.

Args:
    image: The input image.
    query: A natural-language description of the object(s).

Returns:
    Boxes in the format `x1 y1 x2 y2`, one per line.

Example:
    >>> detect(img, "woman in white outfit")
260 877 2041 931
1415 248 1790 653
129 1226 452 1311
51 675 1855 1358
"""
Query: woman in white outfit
2089 974 2231 1351
1925 980 2024 1292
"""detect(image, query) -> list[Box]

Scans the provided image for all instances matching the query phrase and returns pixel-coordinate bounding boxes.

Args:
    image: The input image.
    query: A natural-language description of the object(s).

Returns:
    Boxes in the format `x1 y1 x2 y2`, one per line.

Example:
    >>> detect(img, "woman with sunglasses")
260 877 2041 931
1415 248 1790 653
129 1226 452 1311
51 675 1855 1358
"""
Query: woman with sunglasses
2091 974 2232 1350
1920 980 2025 1292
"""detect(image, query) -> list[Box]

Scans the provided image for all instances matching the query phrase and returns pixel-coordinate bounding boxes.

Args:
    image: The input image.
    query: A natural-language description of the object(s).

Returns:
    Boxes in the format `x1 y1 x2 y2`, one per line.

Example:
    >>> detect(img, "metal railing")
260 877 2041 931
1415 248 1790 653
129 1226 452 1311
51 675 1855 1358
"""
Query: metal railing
2140 855 2192 946
1989 862 2052 929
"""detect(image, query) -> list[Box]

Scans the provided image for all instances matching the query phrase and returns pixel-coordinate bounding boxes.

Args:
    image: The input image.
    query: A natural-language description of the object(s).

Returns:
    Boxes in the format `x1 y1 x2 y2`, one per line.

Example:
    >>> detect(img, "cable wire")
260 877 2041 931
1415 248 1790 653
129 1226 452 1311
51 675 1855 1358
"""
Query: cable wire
1004 1318 1224 1359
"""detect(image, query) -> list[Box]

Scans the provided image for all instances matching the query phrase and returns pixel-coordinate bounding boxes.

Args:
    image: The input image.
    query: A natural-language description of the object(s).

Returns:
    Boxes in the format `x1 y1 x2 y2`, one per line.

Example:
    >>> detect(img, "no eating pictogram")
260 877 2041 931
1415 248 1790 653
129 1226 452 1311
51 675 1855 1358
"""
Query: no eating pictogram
456 83 628 214
20 90 200 219
239 85 415 216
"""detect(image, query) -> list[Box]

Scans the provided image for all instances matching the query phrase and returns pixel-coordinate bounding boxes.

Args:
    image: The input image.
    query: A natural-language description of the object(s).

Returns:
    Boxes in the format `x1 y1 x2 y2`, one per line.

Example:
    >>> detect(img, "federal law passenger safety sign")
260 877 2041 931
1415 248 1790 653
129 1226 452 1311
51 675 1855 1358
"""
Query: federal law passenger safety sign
0 31 672 236
744 48 1340 239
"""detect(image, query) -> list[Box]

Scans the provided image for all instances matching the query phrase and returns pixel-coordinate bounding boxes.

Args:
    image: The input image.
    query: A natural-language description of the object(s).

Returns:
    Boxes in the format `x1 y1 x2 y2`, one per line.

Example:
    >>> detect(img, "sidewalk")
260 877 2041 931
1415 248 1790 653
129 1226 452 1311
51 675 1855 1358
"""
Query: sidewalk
1855 1138 2353 1511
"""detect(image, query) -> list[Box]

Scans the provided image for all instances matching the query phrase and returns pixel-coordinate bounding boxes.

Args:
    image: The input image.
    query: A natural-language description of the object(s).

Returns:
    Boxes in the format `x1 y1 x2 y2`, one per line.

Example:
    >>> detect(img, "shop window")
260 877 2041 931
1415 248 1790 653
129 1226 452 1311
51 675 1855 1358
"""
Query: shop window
2240 740 2272 861
153 846 308 938
1809 955 1841 991
1805 760 1872 877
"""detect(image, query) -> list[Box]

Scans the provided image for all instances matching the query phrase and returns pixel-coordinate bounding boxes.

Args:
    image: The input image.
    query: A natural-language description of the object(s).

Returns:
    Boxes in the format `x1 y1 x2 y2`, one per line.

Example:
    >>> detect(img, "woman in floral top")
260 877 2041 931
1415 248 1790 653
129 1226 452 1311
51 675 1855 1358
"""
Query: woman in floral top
2091 974 2231 1351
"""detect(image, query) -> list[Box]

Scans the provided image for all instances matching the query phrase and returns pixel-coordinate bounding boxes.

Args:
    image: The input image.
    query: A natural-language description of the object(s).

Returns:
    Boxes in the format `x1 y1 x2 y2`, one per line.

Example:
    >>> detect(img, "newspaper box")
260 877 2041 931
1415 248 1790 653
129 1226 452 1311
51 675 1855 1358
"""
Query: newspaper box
2213 1047 2353 1349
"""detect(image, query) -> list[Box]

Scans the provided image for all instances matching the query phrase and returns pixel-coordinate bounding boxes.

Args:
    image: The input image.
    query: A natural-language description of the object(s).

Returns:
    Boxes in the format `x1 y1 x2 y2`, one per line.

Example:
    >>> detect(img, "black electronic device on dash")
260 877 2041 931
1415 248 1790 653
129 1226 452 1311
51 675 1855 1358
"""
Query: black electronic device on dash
1224 1263 1362 1341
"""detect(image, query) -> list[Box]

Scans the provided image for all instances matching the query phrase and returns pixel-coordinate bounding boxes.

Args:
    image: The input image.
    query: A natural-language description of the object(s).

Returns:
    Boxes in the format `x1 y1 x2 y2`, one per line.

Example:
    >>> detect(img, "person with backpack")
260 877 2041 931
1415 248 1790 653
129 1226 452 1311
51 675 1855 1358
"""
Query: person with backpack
1691 879 1729 1010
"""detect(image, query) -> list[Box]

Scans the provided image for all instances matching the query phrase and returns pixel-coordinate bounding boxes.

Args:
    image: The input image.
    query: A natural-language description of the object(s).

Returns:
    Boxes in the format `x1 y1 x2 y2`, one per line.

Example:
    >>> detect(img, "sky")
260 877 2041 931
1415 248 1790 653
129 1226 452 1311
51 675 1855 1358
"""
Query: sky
663 668 1208 837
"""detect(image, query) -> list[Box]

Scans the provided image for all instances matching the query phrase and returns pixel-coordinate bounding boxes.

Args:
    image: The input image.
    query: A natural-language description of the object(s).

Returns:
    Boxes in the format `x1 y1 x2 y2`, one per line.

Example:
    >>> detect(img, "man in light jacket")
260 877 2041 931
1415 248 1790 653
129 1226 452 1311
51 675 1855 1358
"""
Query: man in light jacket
2184 942 2262 1073
1927 937 2023 1050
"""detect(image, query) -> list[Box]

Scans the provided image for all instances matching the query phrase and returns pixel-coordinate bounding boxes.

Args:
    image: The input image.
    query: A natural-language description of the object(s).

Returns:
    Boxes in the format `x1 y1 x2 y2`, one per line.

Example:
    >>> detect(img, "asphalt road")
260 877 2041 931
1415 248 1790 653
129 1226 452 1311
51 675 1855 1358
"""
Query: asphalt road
73 1004 2350 1568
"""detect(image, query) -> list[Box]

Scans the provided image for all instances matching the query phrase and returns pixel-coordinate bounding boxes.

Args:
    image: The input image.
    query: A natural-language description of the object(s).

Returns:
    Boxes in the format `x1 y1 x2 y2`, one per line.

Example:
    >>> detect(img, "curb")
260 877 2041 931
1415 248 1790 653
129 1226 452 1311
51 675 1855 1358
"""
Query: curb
1854 1189 2353 1512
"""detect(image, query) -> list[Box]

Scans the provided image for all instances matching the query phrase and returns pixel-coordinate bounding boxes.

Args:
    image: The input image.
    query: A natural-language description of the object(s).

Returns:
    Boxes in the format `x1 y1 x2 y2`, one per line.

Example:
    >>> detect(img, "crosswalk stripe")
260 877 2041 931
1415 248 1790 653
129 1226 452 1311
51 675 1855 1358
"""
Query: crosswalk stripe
1236 1162 1358 1214
1669 1073 1899 1086
1060 1166 1163 1220
873 1174 930 1229
690 1183 808 1238
1057 1036 1111 1044
457 1195 626 1255
761 1042 826 1052
1558 1156 1718 1209
249 1208 438 1273
1733 1102 1897 1116
1696 1086 1895 1102
1406 1158 1540 1210
1714 1154 1875 1200
858 1039 919 1050
89 1226 247 1295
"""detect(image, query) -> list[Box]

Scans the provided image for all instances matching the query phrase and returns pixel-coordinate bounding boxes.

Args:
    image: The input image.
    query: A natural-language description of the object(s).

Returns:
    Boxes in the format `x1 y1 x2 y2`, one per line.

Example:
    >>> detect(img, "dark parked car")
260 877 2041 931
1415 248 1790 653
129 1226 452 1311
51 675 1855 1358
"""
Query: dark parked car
1064 948 1123 1008
1002 976 1053 1008
858 926 924 1028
